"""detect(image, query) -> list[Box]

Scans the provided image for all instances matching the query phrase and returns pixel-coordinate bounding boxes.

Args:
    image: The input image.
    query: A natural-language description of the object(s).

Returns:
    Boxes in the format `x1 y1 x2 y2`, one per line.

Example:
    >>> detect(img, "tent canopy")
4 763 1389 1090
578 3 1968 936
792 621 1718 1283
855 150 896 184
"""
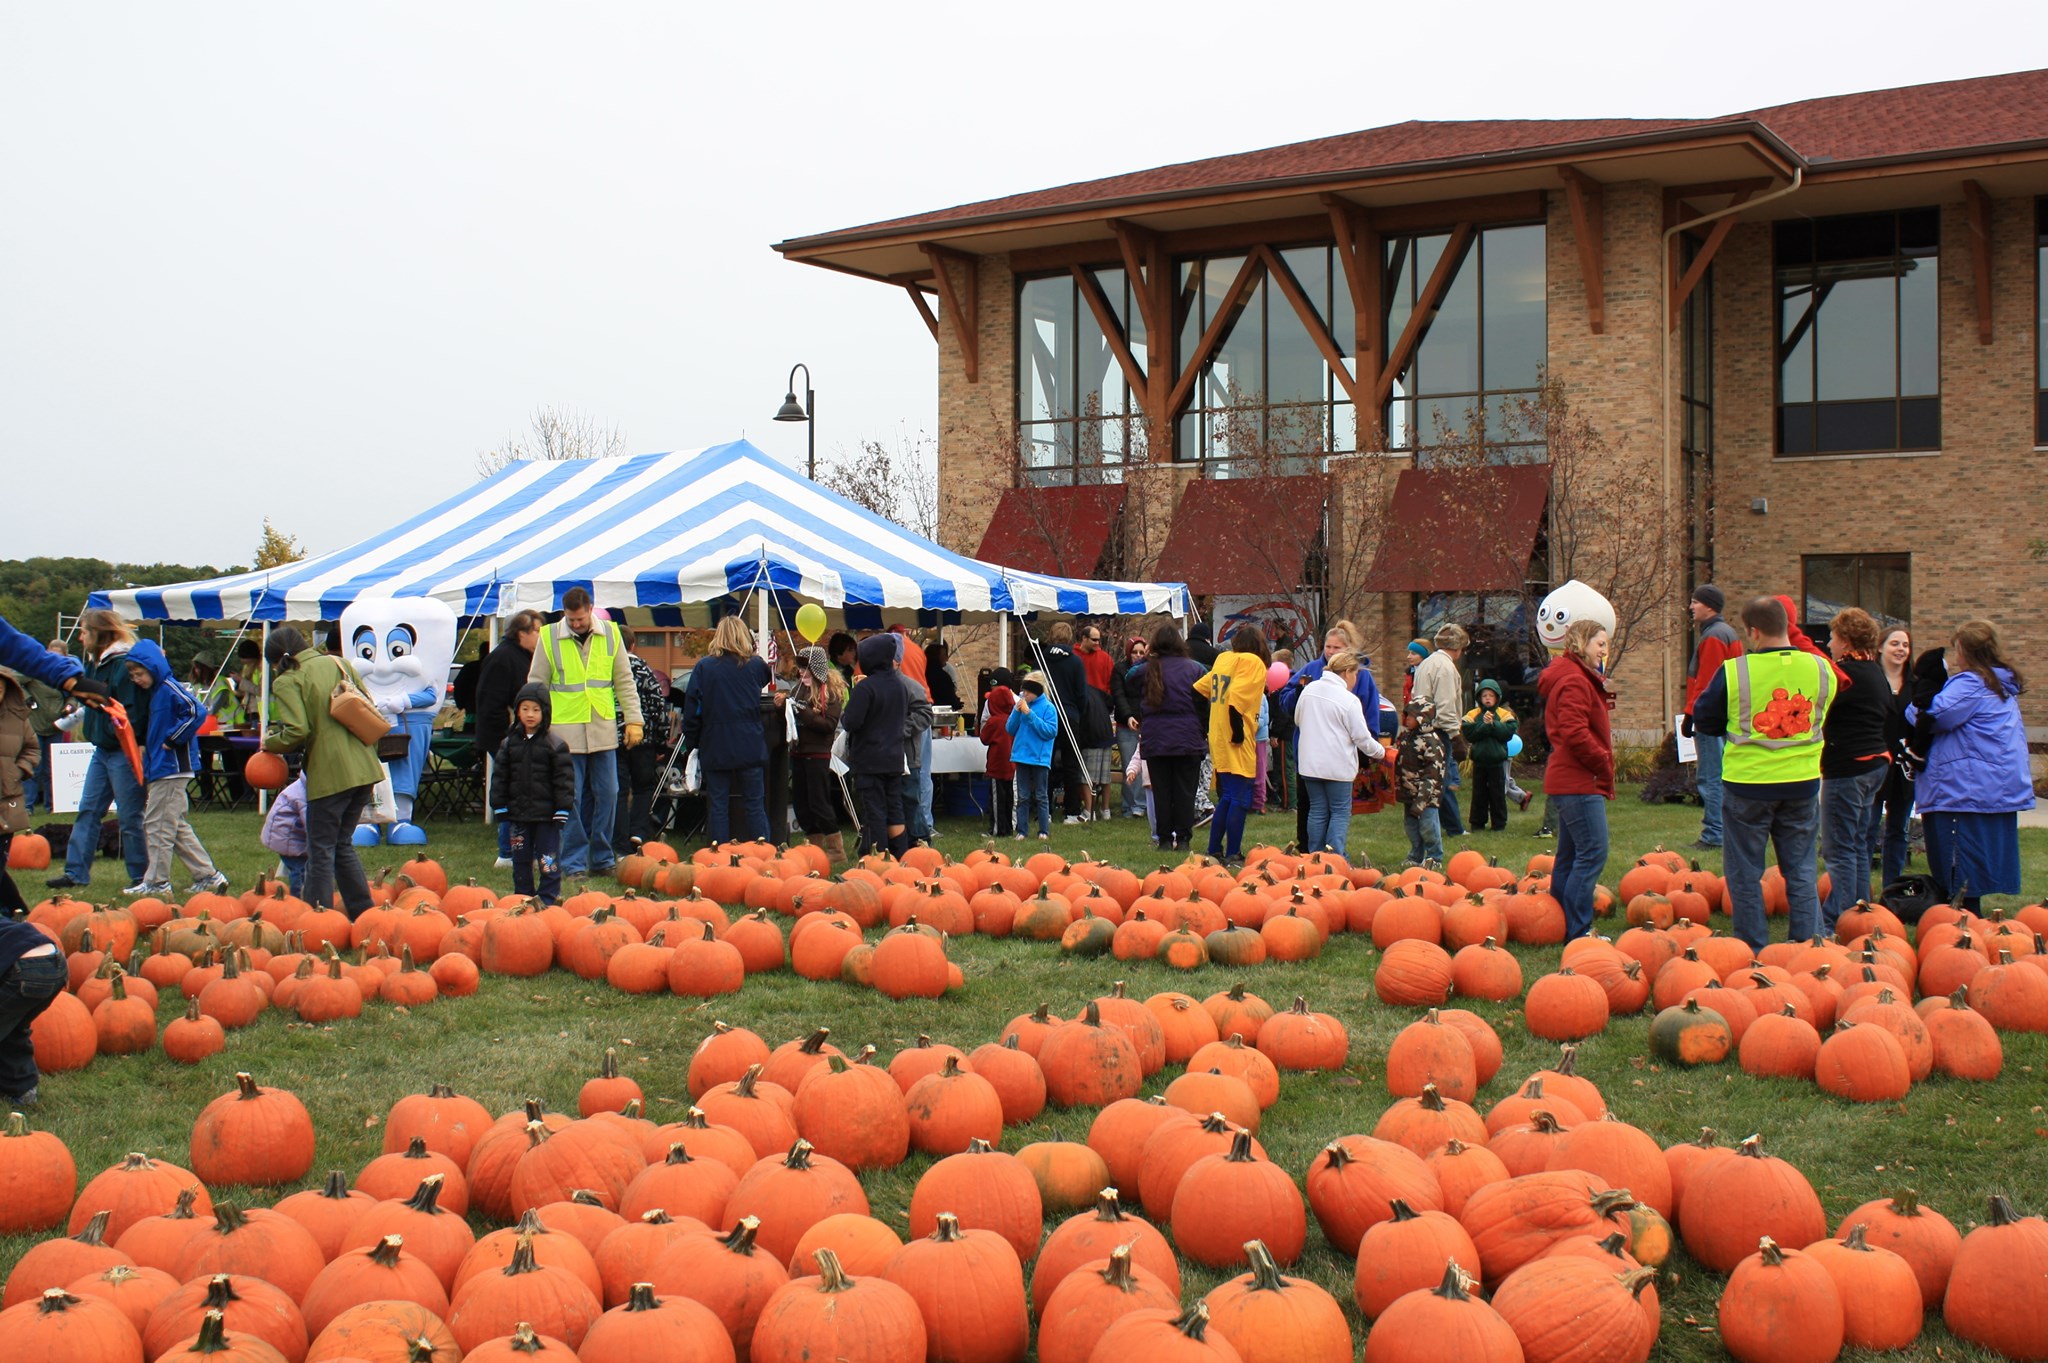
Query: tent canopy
93 440 1189 625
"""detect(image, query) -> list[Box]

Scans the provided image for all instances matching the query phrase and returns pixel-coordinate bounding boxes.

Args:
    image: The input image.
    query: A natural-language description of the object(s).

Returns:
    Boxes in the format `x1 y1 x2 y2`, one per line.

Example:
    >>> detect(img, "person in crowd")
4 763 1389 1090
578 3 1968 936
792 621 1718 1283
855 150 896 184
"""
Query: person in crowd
1278 621 1387 849
1295 648 1385 859
261 624 383 918
1412 624 1470 838
17 661 68 815
1112 637 1148 819
613 650 673 856
1403 638 1429 704
1007 673 1058 841
1461 679 1519 832
1869 626 1915 886
1251 689 1271 815
450 648 483 733
887 625 935 840
1394 699 1447 867
1076 624 1117 818
927 642 963 711
1817 607 1893 932
1538 618 1615 938
1132 624 1206 853
1195 626 1268 866
790 645 846 865
205 645 259 730
48 609 148 890
474 610 542 868
1910 620 2031 911
1 667 42 917
1187 620 1220 668
826 631 860 688
0 669 63 1100
840 633 913 857
261 772 310 899
491 683 575 905
978 668 1017 839
122 640 225 897
681 616 771 845
1685 585 1744 850
527 590 642 874
1691 596 1834 951
1035 622 1092 825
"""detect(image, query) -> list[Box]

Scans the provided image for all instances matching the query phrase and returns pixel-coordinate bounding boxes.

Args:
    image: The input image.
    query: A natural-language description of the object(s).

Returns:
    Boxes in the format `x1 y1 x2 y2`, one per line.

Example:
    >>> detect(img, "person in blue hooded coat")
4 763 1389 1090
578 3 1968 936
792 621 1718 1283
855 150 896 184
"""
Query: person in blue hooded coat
1908 620 2033 910
121 639 227 897
1275 621 1384 848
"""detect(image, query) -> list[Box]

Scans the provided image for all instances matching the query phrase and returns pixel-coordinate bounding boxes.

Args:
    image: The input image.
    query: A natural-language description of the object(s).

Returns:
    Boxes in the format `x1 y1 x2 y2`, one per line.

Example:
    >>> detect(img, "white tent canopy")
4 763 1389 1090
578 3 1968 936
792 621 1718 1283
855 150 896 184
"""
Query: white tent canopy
92 440 1189 625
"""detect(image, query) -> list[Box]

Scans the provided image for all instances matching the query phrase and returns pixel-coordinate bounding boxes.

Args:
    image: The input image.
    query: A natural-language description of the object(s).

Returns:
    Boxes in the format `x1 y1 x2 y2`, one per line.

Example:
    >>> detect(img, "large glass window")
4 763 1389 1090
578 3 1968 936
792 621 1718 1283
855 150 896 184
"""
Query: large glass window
2037 198 2047 444
1176 247 1355 471
1776 209 1939 455
1802 554 1910 630
1680 236 1714 593
1384 223 1547 462
1015 269 1148 485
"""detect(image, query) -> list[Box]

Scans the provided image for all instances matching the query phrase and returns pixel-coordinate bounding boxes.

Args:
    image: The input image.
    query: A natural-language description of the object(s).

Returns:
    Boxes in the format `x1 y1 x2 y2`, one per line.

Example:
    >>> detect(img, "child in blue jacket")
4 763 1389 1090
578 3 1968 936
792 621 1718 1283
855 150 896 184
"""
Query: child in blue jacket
1006 674 1059 840
122 640 227 897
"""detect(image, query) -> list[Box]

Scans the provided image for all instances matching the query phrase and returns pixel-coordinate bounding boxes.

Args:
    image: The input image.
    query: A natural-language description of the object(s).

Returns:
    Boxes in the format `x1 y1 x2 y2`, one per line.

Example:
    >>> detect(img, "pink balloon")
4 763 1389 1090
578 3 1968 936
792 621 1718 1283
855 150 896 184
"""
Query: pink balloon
1266 661 1291 693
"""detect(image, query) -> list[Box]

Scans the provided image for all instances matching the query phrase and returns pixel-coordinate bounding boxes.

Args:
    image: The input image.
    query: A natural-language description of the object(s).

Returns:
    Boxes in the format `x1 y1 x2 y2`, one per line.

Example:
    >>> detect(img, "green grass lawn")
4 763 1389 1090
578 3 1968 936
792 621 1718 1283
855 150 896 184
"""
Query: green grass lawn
7 787 2043 1362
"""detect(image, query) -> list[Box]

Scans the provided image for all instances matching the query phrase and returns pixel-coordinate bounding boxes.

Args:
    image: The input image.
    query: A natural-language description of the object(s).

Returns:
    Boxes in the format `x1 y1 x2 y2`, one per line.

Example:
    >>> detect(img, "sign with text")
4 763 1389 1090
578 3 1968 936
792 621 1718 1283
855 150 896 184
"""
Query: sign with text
50 742 96 813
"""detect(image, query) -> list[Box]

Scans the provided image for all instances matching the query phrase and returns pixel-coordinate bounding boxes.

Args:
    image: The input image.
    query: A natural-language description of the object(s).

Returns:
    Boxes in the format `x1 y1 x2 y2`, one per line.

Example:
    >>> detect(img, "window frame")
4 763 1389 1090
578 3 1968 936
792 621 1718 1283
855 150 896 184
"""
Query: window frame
2036 197 2047 446
1011 268 1145 487
1799 552 1912 631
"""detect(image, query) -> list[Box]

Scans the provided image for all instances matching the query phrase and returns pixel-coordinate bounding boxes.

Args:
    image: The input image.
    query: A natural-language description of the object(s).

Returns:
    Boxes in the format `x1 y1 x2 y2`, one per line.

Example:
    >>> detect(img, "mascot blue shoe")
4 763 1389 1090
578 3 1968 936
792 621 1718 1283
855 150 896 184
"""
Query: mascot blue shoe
387 821 429 846
352 824 385 847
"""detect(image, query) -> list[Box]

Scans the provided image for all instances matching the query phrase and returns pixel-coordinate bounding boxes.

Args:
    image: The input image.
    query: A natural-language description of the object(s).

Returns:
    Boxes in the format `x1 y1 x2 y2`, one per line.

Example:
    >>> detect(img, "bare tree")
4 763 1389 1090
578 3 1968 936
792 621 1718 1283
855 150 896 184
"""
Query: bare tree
818 428 939 541
476 406 627 478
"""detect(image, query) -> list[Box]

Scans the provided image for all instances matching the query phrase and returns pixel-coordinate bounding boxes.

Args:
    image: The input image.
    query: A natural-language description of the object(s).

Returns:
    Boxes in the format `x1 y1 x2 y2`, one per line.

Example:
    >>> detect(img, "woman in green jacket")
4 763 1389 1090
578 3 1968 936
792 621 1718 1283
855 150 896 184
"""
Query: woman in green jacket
263 625 383 918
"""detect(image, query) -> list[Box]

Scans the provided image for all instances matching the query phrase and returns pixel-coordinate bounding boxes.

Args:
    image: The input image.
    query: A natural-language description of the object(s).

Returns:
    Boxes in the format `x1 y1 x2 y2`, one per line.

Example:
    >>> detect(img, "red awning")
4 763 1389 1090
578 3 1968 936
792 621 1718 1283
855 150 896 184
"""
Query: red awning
1361 464 1551 593
1153 474 1328 597
974 483 1127 578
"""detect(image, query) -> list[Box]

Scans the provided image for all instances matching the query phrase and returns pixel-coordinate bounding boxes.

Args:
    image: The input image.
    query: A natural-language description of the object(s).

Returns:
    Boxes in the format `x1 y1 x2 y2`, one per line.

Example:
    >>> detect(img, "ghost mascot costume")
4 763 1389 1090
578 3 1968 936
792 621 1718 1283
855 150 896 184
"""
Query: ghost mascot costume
1536 580 1616 655
340 596 457 847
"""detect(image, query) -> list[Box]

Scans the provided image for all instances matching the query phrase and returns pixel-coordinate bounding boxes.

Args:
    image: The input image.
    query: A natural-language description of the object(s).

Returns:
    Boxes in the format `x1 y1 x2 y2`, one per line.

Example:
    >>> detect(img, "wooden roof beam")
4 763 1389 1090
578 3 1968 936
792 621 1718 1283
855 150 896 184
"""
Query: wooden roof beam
1168 252 1267 417
1670 186 1755 318
904 283 939 341
919 244 980 383
1072 264 1148 400
1254 243 1361 406
1320 194 1383 394
1376 222 1474 407
1558 166 1606 335
1963 179 1993 345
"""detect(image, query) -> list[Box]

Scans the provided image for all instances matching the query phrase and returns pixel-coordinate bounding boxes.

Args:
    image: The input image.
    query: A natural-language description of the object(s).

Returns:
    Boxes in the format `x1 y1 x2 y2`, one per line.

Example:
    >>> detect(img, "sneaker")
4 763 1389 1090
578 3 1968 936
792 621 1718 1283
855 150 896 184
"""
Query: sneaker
1518 792 1534 811
1038 833 1050 841
1421 858 1444 872
124 880 172 897
1689 838 1722 851
46 875 86 890
193 873 231 896
1063 815 1085 825
1013 834 1026 841
0 1087 37 1109
1533 826 1554 839
493 857 513 870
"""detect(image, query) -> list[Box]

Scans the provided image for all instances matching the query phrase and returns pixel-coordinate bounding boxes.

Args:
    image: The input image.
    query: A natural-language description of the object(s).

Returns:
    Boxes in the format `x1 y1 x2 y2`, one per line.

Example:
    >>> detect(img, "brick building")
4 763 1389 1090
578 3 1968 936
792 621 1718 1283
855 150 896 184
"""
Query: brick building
776 70 2048 742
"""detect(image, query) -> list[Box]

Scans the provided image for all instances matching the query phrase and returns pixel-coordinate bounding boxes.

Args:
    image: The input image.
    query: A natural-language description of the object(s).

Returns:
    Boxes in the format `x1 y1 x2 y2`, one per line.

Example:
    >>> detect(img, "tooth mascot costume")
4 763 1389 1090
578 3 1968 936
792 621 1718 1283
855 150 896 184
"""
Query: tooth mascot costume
339 596 458 847
1536 580 1617 655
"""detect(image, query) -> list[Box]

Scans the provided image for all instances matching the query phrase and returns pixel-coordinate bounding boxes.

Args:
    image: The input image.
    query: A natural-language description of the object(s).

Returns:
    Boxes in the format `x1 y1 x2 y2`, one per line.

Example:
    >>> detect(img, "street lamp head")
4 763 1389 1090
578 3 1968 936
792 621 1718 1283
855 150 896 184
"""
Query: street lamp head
774 393 810 423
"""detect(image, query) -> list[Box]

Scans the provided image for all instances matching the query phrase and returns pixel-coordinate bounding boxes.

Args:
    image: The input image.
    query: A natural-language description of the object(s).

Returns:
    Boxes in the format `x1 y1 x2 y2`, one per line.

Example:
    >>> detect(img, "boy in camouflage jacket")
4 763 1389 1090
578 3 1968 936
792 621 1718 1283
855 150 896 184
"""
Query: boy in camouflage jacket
1394 698 1446 867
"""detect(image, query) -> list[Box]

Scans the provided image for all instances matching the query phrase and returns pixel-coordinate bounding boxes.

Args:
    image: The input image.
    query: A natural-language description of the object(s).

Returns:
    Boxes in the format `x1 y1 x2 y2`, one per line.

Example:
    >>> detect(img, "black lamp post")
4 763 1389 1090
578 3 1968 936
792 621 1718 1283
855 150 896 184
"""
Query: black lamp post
774 363 815 481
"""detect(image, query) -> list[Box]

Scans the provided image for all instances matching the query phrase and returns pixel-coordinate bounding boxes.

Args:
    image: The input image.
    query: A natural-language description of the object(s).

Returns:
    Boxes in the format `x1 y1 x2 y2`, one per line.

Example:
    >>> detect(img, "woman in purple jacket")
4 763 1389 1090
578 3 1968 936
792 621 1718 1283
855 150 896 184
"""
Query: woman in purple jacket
1910 620 2031 910
1130 624 1207 852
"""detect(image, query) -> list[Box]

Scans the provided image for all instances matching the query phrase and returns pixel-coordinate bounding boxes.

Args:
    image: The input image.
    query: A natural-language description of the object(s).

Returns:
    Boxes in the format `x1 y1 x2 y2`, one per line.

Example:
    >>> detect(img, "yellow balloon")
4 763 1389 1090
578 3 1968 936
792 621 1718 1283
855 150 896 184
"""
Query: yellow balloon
795 603 828 643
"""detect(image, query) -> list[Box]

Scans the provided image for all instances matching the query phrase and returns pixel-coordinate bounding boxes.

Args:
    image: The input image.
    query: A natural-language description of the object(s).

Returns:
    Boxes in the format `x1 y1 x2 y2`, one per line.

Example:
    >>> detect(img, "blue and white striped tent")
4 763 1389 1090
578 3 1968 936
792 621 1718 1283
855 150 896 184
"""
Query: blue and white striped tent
92 440 1189 625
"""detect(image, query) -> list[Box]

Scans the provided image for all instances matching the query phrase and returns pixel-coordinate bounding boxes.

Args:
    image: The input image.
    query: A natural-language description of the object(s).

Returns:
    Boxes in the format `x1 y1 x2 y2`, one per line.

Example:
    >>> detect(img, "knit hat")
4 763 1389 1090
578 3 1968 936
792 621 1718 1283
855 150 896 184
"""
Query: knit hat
1691 584 1725 612
1019 674 1046 696
795 646 830 684
1406 639 1430 659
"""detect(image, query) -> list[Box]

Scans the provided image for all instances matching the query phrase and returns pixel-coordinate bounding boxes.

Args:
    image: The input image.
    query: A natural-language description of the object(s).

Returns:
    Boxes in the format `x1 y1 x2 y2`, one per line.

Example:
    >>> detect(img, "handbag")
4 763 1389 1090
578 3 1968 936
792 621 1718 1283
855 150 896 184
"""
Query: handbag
329 662 392 746
376 732 413 762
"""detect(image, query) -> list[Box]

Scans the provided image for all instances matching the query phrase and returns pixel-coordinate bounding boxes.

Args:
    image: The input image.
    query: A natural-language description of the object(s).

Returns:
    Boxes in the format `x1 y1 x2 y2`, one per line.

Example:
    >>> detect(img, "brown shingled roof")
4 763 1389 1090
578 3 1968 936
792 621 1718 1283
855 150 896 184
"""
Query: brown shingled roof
779 68 2048 249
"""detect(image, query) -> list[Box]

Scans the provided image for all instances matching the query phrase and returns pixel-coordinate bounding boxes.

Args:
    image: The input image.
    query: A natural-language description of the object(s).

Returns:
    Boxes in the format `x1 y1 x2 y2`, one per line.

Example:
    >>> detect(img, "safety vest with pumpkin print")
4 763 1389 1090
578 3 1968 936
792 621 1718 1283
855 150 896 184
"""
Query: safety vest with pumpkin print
542 622 620 725
1720 648 1834 786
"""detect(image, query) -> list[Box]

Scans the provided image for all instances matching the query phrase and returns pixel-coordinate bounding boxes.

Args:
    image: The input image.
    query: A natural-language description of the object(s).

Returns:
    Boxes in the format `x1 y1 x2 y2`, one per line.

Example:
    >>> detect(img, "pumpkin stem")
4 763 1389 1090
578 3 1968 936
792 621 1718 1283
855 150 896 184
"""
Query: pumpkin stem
1321 1142 1352 1170
570 1189 606 1206
625 1282 661 1311
74 1209 112 1246
1530 1111 1564 1134
199 1275 240 1308
1224 1129 1257 1162
1756 1235 1784 1265
1227 982 1247 1001
1417 1084 1447 1112
35 1288 82 1314
1442 1139 1466 1156
1091 1189 1128 1221
189 1309 231 1352
404 1173 446 1213
1986 1194 2020 1227
938 1055 963 1078
782 1139 816 1170
1079 1000 1104 1027
504 1232 544 1276
1099 1243 1140 1292
931 1212 965 1242
812 1247 854 1292
1388 1199 1419 1222
210 1203 249 1234
1172 1300 1214 1340
1242 1240 1286 1292
1736 1133 1766 1160
369 1235 406 1267
1432 1260 1474 1300
723 1217 762 1255
109 973 129 1001
734 1065 765 1098
599 1048 619 1080
1622 1267 1657 1298
524 1120 552 1149
1596 1231 1630 1258
1555 1043 1581 1075
1590 1190 1637 1217
1889 1189 1921 1216
1843 1223 1872 1252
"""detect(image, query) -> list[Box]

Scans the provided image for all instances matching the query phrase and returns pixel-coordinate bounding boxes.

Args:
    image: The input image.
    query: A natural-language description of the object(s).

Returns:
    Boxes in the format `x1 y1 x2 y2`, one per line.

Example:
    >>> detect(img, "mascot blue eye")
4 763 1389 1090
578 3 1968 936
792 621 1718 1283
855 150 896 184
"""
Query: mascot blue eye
351 627 377 659
385 626 417 659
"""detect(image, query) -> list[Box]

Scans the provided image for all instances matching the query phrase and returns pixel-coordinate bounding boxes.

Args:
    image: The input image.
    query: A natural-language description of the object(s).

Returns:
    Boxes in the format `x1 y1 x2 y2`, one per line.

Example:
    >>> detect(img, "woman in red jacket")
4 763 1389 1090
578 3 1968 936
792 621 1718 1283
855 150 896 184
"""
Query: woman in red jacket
1536 619 1614 940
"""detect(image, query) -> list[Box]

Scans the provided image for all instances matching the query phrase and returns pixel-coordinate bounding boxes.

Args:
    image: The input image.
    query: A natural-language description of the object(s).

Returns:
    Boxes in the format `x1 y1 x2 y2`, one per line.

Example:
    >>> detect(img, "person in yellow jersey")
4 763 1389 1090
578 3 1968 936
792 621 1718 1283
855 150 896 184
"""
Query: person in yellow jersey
1194 625 1270 866
1689 595 1836 952
526 587 643 876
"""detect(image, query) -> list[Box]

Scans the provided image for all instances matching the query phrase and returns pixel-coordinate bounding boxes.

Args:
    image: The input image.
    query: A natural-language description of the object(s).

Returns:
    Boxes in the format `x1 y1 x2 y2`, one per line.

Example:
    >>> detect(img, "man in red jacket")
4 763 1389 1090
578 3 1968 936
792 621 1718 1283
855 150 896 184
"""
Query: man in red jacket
1682 585 1743 850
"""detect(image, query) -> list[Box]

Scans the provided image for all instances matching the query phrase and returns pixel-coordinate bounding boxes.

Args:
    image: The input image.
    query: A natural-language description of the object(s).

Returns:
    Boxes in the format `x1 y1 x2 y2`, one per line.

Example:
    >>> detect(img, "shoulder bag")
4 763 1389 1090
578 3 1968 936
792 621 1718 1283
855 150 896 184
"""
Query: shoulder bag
328 660 392 746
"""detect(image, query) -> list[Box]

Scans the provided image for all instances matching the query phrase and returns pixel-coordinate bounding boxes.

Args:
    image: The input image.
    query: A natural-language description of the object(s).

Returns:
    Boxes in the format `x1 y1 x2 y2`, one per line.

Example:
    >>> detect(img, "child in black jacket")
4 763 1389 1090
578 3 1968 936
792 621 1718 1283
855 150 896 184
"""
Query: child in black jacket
491 683 575 904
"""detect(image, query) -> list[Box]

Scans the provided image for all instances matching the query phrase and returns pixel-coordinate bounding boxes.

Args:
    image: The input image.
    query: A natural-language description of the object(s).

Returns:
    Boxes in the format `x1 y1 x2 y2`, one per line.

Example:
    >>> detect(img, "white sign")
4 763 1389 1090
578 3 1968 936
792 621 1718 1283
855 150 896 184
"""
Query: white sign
50 742 96 813
1673 714 1697 765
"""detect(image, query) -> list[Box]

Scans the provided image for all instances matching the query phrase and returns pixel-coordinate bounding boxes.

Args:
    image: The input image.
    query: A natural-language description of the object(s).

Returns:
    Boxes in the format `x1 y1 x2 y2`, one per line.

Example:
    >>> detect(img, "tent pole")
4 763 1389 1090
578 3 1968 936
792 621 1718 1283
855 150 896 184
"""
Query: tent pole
257 622 271 816
484 615 499 827
998 613 1011 671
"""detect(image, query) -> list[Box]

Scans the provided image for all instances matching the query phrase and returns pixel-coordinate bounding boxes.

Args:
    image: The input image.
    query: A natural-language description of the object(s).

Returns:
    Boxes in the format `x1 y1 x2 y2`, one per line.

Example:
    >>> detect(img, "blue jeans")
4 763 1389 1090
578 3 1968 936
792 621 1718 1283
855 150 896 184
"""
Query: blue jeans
62 746 147 885
1404 805 1444 865
1550 792 1610 940
1117 729 1145 815
1867 765 1912 888
704 765 768 845
1724 787 1820 952
279 855 308 899
1821 765 1886 931
509 820 562 903
1207 771 1254 859
497 818 514 859
24 734 55 811
0 951 68 1098
562 749 620 873
1015 764 1051 836
916 727 934 835
1695 733 1726 845
1302 777 1352 858
1437 753 1464 836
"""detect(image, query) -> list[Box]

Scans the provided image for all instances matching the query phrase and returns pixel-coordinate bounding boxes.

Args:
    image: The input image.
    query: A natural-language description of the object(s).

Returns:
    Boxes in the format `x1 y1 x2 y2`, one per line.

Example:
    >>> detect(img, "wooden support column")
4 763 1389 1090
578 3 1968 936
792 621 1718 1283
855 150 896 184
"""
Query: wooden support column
1321 194 1383 413
1669 188 1755 319
1963 179 1993 345
1072 264 1148 399
1376 222 1474 407
1254 244 1361 405
1557 166 1606 334
919 244 980 383
1109 220 1173 458
1167 252 1266 418
903 283 939 340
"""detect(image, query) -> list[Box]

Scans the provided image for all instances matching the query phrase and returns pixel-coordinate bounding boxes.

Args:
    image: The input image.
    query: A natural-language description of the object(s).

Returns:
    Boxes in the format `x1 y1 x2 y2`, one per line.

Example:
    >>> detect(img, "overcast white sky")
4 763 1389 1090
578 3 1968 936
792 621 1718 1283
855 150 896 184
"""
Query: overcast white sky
2 1 2033 564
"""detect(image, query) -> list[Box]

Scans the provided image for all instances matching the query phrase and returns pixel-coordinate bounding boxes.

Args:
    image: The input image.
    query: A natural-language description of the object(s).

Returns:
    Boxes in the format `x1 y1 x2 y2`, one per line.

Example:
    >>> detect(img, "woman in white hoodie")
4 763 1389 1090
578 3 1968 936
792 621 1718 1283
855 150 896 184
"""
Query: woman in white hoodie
1294 649 1385 859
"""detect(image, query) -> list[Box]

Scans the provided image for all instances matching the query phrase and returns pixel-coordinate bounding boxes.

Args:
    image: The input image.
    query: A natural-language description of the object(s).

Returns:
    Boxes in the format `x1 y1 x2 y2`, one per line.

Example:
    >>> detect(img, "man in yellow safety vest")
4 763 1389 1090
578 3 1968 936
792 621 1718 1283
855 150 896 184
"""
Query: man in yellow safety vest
526 587 643 879
1689 595 1835 952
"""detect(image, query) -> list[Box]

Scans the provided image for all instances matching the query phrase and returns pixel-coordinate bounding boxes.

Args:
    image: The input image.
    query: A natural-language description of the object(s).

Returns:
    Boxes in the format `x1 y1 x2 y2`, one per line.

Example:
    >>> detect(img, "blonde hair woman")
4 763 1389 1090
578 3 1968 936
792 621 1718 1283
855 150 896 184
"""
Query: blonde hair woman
790 645 848 863
1538 617 1614 940
49 609 152 890
682 614 774 844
